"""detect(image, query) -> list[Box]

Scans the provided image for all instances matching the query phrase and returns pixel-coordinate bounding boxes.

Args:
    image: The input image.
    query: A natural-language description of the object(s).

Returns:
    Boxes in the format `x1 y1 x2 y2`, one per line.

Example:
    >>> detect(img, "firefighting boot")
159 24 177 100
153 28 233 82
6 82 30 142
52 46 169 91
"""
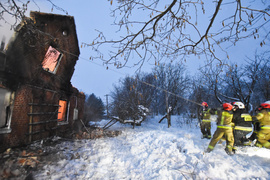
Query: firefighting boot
255 142 263 148
232 147 237 154
205 145 214 153
243 140 252 146
225 145 234 156
202 134 207 139
205 148 212 153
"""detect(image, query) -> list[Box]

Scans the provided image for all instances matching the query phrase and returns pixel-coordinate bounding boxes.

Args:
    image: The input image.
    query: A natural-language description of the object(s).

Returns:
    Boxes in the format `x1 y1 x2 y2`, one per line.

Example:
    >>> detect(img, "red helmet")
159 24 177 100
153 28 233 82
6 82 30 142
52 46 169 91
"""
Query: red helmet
223 103 233 111
202 102 208 107
264 101 270 105
260 103 270 109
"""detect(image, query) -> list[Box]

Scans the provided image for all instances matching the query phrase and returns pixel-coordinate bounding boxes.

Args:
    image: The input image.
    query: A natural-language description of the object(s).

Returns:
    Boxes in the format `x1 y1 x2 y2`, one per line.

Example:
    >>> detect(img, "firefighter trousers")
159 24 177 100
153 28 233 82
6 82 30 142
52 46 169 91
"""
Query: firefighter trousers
257 129 270 149
208 128 234 152
200 121 211 138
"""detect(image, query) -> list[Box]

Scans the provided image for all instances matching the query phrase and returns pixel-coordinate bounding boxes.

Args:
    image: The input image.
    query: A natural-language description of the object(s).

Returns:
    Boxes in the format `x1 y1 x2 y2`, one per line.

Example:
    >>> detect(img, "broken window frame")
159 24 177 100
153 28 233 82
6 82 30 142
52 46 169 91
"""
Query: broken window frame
73 108 78 120
57 99 70 125
0 88 14 134
42 46 63 74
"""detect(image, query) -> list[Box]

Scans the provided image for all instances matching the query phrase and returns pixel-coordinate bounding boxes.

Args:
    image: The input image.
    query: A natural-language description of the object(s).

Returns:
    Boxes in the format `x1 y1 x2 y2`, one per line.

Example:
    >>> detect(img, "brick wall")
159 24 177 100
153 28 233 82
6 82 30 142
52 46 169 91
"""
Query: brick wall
0 12 84 153
0 85 32 150
0 85 85 152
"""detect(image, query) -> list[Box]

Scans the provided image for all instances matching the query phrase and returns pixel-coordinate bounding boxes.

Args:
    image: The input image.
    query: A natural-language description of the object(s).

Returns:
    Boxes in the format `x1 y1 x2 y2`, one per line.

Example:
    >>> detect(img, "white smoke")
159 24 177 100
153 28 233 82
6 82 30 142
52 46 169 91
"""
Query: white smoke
0 0 52 50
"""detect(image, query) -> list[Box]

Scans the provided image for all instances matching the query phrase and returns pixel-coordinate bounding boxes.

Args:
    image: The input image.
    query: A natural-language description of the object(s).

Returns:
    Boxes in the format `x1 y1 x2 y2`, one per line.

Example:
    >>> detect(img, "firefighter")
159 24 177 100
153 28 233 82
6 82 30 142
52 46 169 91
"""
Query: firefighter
206 103 234 155
254 102 270 149
199 102 216 139
245 105 262 145
232 102 253 147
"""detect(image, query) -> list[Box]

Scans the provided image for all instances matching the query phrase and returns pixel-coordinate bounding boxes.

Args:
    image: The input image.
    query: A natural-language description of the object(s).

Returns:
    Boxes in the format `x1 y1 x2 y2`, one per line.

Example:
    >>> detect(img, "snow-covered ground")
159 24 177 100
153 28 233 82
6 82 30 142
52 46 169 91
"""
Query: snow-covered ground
33 115 270 180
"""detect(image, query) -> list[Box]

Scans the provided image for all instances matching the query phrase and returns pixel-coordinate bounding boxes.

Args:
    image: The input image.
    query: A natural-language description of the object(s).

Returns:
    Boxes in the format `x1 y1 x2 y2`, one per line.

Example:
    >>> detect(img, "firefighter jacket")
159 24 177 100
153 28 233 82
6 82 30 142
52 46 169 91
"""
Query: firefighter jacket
207 109 234 153
232 109 253 132
254 109 270 148
216 109 234 128
255 109 270 128
200 108 216 123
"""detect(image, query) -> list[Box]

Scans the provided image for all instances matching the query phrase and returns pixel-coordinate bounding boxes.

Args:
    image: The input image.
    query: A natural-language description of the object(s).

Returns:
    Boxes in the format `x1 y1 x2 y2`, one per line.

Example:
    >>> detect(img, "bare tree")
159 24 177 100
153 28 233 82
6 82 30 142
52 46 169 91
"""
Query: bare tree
135 72 157 110
199 50 270 111
110 75 153 120
199 60 225 104
82 0 270 69
2 1 269 70
84 93 105 124
188 76 220 118
248 51 270 107
0 0 67 30
153 62 190 115
222 62 259 111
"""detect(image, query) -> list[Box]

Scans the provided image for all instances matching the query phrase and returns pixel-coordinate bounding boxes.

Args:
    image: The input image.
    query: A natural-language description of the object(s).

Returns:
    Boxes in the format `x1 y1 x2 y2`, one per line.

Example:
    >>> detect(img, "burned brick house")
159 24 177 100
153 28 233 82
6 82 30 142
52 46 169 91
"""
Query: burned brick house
0 11 85 152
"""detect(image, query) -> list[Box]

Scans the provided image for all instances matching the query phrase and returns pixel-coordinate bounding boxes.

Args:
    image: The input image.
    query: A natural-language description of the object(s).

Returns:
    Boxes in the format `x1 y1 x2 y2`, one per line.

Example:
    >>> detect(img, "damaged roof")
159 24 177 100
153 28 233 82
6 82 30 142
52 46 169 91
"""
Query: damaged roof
30 11 80 56
2 11 81 91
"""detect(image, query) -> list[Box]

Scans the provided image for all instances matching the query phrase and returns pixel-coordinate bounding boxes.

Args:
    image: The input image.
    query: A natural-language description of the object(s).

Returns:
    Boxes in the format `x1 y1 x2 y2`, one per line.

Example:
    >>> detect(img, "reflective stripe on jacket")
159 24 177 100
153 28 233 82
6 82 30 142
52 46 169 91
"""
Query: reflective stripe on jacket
217 110 233 126
234 126 253 131
233 110 252 128
202 109 211 120
241 114 252 121
255 110 270 126
217 125 233 129
261 125 270 130
202 119 211 122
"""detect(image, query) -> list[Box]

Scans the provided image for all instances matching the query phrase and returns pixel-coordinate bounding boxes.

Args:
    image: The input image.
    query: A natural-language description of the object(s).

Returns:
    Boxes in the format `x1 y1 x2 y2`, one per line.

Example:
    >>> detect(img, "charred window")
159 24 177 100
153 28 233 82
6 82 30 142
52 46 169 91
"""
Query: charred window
0 88 12 130
58 100 69 123
42 46 63 74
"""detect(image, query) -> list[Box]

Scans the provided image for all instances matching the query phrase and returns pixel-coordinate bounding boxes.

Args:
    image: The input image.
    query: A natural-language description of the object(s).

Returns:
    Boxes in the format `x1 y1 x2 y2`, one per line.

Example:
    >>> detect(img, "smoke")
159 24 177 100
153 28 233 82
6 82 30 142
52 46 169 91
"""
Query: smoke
0 14 15 50
0 0 52 50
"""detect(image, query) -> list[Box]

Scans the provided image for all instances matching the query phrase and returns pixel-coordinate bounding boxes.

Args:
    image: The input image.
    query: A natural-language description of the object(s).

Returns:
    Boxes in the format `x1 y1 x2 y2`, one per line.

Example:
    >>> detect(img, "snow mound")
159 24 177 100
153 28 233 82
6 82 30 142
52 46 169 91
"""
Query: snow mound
33 115 270 179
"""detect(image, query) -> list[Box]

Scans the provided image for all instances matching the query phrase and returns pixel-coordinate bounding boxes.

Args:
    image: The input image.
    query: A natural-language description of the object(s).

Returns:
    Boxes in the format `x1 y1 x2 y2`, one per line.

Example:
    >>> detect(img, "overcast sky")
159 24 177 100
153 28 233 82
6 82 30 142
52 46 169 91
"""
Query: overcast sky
0 0 269 102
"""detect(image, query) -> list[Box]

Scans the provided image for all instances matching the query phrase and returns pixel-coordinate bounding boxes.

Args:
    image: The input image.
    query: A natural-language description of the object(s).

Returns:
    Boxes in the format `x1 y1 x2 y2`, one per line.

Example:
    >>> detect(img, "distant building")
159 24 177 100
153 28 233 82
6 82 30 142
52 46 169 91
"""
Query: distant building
0 11 85 152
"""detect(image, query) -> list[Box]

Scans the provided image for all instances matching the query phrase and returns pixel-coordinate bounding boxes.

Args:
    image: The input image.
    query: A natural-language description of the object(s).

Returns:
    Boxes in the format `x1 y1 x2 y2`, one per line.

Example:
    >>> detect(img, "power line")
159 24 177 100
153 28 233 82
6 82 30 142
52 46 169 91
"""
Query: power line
4 19 202 107
59 49 202 106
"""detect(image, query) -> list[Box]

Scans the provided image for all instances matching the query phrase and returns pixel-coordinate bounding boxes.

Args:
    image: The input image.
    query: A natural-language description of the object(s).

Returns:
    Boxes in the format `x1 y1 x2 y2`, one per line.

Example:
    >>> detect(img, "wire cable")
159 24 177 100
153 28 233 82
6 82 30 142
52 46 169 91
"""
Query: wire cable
59 49 202 106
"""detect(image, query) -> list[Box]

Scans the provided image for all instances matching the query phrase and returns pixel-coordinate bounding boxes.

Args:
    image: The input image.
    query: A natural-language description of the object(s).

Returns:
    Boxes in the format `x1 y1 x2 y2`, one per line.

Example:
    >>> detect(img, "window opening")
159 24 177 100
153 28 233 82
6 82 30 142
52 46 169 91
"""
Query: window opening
42 46 63 74
63 30 68 36
58 100 67 122
0 88 11 129
73 108 78 120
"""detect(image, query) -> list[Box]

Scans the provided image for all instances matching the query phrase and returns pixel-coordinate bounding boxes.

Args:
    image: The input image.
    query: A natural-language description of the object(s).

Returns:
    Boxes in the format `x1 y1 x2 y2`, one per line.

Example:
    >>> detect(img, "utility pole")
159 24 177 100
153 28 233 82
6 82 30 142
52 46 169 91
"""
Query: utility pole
105 94 109 118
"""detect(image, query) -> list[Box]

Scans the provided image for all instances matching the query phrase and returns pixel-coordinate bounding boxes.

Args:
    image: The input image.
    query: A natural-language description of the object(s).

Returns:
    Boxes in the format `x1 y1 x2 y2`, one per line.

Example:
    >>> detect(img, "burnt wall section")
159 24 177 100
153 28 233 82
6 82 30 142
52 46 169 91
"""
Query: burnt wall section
0 11 85 153
0 85 85 152
3 85 33 148
0 52 17 91
5 11 80 92
30 12 80 81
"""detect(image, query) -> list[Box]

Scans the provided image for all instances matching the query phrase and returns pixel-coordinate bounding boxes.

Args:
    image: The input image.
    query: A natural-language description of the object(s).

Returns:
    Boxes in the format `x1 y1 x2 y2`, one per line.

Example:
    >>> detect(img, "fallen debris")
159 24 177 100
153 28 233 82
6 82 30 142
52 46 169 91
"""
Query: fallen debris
0 126 122 179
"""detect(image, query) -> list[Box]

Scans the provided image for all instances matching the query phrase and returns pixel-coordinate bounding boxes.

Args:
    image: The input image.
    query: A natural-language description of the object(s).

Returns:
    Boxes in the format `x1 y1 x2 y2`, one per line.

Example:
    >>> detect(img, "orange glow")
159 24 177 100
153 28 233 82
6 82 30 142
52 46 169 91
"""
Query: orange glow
58 100 67 121
42 46 61 73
